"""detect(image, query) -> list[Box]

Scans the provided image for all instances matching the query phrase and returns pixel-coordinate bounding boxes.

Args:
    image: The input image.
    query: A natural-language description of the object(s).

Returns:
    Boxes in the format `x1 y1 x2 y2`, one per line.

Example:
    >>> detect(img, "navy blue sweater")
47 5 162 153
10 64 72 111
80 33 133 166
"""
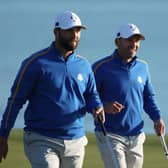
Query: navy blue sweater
0 42 102 139
93 50 161 136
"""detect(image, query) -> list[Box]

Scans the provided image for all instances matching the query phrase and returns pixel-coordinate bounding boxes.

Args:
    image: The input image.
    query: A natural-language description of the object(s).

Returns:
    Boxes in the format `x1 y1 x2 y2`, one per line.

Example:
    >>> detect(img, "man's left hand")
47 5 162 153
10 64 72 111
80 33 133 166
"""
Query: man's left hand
154 118 165 136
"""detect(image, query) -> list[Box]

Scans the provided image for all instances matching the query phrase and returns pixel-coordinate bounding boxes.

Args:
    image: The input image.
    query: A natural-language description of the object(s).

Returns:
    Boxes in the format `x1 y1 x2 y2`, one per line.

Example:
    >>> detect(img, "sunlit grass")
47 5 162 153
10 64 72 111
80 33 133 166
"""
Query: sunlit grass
0 130 168 168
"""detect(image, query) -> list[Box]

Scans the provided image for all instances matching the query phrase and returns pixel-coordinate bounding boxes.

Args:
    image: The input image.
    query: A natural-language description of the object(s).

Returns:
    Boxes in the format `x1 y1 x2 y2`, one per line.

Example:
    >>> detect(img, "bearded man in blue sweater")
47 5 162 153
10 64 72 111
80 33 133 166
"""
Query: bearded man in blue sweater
93 23 165 168
0 11 104 168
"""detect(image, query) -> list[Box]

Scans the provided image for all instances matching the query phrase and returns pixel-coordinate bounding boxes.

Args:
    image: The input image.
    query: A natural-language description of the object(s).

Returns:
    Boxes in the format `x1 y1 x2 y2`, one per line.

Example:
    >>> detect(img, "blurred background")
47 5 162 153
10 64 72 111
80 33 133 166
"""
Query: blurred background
0 0 168 134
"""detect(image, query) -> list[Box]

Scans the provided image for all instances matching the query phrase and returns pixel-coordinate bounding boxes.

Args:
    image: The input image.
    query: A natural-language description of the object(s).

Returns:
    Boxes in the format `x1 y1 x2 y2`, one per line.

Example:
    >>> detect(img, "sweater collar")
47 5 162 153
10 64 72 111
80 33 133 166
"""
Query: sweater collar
49 41 76 62
112 49 137 68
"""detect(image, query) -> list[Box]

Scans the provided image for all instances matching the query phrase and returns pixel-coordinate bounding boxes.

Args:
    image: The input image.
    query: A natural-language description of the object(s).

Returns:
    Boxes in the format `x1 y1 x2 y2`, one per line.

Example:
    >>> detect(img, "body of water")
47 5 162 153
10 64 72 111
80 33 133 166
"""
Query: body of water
0 0 168 134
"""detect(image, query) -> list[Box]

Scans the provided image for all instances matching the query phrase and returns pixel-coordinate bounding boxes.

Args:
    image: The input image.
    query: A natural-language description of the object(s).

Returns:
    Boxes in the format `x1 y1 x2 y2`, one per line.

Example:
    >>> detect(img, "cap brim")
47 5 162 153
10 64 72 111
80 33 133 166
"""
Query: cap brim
131 34 145 40
71 25 87 30
80 25 87 29
58 25 87 30
139 35 145 40
116 33 145 40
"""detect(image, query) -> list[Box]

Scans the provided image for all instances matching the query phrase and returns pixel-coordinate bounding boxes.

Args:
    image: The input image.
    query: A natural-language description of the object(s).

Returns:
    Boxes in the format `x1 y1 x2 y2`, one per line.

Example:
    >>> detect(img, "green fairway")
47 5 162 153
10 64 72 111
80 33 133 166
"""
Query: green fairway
0 129 168 168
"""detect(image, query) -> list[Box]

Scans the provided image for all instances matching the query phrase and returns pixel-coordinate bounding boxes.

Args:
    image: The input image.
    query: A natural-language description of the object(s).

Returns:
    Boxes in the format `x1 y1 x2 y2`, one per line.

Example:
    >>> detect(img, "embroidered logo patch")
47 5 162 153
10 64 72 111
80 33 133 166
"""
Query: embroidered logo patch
137 76 143 84
77 73 84 81
70 15 77 23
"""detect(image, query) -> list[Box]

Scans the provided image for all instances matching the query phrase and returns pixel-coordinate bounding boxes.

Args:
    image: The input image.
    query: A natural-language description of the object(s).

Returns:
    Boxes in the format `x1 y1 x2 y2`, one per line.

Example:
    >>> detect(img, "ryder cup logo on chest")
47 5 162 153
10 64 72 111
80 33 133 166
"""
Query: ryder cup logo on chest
77 73 84 82
137 76 143 84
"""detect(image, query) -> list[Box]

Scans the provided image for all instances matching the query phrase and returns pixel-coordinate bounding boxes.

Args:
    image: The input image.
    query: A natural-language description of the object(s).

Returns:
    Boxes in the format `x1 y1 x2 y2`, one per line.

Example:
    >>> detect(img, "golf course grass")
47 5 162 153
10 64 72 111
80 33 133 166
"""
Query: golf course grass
0 129 167 168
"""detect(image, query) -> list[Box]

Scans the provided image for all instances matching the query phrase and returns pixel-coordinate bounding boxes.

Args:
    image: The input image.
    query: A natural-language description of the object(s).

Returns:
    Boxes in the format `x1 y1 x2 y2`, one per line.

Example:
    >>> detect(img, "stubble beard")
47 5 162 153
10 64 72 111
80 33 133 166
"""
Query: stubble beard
125 46 138 59
58 34 79 52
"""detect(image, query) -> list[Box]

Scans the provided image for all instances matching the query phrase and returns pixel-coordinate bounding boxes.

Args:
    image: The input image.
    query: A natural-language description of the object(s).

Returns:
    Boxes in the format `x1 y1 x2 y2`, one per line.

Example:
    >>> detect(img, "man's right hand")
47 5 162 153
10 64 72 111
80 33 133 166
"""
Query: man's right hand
104 101 125 114
0 136 8 163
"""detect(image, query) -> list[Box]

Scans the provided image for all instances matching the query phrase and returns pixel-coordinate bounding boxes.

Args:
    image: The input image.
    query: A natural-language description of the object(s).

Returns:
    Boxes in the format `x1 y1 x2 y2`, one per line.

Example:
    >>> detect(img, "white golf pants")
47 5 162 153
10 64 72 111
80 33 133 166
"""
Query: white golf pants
24 131 88 168
95 131 145 168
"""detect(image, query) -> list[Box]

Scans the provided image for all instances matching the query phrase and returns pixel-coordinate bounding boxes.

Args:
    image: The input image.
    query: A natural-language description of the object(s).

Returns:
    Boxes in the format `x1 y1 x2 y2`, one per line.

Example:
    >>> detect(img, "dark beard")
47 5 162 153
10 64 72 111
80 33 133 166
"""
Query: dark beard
58 33 79 51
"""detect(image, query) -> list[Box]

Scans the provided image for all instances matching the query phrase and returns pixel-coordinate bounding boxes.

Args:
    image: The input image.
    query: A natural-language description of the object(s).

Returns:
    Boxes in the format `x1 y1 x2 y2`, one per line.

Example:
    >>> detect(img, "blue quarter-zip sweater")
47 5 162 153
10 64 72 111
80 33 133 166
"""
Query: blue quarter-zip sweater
93 50 161 136
0 42 102 139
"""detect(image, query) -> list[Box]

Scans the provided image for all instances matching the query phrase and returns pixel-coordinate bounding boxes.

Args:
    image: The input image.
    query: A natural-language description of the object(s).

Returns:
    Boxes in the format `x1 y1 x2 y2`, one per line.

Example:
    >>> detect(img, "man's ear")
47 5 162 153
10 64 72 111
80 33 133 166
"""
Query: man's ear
53 28 57 36
115 38 119 47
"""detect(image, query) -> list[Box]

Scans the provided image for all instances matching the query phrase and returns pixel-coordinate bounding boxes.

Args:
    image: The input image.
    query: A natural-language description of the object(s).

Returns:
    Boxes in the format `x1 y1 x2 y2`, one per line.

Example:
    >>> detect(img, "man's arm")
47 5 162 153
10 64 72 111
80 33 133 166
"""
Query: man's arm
0 59 39 163
143 65 165 136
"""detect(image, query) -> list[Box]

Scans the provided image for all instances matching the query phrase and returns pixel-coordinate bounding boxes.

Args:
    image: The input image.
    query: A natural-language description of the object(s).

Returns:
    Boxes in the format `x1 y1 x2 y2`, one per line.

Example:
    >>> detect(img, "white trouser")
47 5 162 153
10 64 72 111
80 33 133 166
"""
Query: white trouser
95 131 145 168
24 131 88 168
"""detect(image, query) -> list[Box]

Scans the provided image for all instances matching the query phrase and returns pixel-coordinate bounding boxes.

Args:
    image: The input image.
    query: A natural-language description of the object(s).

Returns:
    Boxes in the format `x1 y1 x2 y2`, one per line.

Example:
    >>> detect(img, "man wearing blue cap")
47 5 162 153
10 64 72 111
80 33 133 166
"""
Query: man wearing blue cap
0 11 104 168
93 23 165 168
